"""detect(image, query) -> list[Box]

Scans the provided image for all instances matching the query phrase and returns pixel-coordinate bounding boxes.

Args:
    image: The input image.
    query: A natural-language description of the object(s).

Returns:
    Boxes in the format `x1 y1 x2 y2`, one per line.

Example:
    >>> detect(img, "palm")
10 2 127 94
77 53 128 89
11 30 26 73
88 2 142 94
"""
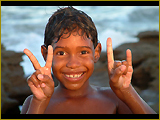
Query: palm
24 45 54 100
116 73 130 88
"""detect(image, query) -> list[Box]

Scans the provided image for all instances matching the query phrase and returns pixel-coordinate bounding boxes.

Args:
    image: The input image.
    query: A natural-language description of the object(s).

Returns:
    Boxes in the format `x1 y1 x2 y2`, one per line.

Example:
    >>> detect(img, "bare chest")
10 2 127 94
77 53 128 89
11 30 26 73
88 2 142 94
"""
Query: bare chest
44 97 117 114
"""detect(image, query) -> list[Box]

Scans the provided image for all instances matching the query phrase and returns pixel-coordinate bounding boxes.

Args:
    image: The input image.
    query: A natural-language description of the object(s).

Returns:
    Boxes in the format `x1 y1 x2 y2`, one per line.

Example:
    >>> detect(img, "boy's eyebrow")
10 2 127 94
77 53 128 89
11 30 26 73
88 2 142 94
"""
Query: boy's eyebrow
53 46 92 50
78 46 92 50
53 46 67 50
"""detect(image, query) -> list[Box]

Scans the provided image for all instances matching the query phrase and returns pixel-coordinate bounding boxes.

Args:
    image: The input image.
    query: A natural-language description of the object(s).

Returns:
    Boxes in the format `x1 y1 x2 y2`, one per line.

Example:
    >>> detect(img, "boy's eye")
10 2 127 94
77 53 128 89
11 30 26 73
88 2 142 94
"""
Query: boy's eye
57 51 66 55
80 51 88 55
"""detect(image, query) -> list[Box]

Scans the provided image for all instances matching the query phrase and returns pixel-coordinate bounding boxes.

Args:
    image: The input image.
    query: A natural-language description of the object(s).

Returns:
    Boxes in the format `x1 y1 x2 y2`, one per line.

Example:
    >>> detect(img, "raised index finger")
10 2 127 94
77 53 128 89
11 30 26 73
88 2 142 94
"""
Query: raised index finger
107 37 114 74
23 48 41 70
45 45 53 69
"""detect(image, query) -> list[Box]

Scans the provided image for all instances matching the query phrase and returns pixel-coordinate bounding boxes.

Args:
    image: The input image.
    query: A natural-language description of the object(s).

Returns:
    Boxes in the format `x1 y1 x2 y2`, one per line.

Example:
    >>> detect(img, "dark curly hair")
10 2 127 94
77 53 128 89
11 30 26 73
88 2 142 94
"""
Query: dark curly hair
44 6 98 49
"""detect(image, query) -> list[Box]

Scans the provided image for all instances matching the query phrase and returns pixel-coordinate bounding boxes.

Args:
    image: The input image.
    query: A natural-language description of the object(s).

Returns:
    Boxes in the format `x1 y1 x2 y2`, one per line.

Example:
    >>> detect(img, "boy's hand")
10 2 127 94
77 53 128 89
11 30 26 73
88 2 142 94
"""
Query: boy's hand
23 45 54 101
107 37 133 91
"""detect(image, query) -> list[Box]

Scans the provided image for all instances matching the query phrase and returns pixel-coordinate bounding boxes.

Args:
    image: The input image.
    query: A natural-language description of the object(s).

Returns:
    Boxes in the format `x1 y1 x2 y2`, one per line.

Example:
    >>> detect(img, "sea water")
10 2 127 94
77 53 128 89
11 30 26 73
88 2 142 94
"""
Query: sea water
1 6 159 77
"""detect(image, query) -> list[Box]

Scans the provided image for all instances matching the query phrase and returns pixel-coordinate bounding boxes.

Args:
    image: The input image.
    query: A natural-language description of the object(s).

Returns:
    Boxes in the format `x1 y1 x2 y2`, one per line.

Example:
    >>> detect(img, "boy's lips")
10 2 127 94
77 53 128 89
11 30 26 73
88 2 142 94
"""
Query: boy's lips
64 73 84 78
62 72 85 82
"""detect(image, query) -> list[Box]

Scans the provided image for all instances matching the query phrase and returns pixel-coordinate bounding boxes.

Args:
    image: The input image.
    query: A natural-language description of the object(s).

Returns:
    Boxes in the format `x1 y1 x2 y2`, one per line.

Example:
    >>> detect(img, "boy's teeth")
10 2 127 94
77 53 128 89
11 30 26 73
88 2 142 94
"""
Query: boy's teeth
65 73 83 78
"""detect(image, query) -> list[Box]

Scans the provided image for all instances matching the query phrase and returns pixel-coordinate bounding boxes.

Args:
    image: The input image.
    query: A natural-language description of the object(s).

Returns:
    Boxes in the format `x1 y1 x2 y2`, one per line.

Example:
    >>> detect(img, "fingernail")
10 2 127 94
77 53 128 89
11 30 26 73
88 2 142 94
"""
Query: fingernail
48 45 52 49
37 74 43 80
46 68 49 71
121 65 126 71
37 85 40 88
41 83 46 88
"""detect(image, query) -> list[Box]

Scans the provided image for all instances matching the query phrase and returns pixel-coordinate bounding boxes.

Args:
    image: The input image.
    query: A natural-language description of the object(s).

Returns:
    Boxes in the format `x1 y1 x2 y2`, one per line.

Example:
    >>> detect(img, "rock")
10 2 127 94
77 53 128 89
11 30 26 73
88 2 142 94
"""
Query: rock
136 30 159 40
140 89 159 113
1 85 19 114
136 31 159 46
89 51 109 87
90 61 109 87
1 44 32 114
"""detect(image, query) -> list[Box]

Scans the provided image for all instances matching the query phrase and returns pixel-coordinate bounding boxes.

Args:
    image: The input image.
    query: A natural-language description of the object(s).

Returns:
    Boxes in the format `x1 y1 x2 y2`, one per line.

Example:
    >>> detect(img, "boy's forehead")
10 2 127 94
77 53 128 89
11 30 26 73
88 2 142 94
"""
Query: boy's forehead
52 34 94 49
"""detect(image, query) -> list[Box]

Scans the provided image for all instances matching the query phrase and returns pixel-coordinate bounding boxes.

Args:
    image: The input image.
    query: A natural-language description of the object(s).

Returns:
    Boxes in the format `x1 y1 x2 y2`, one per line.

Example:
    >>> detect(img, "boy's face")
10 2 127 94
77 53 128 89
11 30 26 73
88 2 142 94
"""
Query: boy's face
42 32 101 91
53 33 95 90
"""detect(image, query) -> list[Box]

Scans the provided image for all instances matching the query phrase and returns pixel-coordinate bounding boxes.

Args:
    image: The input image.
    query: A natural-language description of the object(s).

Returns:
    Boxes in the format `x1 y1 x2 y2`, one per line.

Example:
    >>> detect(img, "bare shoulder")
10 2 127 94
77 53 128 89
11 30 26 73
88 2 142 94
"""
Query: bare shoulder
21 95 33 114
92 86 118 106
94 86 119 103
93 86 133 114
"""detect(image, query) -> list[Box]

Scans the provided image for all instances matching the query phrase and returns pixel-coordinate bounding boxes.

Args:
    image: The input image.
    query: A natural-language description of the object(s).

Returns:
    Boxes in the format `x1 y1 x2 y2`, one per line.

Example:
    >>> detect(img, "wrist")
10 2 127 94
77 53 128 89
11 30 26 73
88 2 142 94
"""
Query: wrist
27 95 51 114
32 95 51 103
119 84 132 94
111 84 134 102
116 84 156 114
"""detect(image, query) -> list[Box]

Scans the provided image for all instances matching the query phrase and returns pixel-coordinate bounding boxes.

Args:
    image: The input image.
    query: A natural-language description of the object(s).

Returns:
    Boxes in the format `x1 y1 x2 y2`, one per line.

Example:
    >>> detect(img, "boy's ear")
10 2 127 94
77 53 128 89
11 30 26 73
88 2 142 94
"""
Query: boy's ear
41 45 47 61
94 43 102 63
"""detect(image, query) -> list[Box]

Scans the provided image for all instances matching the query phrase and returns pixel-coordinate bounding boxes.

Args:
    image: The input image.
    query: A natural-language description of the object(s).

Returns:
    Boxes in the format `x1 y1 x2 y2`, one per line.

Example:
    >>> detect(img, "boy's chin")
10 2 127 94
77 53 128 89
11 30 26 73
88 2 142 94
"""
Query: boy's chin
63 83 86 91
64 83 83 91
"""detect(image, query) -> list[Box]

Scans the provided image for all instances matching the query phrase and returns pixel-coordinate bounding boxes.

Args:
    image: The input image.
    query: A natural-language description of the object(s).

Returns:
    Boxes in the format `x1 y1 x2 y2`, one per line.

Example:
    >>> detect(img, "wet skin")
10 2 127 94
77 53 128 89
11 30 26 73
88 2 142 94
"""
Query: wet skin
21 34 156 114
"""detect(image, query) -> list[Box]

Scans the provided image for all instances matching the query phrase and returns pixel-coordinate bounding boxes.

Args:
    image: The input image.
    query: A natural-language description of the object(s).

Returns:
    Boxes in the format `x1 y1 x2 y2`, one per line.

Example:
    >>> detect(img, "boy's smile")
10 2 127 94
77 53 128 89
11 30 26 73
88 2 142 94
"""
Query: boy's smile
63 72 84 81
51 33 98 91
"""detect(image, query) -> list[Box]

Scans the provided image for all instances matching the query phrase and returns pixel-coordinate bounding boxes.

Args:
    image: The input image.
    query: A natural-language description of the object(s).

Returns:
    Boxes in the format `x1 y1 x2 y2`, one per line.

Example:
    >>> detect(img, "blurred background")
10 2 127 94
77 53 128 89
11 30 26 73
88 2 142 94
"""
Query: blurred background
1 6 159 114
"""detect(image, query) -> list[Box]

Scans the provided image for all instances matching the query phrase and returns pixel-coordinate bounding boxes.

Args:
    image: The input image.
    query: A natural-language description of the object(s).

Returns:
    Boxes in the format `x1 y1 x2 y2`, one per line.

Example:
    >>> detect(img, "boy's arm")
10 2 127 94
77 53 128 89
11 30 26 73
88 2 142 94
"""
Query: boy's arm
21 95 50 114
107 37 156 114
21 45 54 114
21 95 32 114
116 84 156 114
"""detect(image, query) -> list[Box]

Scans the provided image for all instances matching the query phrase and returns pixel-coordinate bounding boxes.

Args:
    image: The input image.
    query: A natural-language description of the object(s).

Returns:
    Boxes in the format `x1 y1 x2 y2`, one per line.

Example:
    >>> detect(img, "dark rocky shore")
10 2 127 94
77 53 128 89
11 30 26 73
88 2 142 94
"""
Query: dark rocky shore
1 44 31 114
1 31 159 114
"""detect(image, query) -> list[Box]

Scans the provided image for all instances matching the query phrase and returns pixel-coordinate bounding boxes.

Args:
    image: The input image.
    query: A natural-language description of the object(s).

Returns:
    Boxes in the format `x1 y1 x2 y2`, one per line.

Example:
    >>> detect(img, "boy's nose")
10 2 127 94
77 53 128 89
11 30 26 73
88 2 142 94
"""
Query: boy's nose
66 55 81 69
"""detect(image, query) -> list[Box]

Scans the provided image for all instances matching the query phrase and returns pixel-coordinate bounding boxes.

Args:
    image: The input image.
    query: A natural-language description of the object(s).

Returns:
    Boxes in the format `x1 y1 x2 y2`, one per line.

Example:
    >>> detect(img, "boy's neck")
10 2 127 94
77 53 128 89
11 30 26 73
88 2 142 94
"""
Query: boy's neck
56 81 94 98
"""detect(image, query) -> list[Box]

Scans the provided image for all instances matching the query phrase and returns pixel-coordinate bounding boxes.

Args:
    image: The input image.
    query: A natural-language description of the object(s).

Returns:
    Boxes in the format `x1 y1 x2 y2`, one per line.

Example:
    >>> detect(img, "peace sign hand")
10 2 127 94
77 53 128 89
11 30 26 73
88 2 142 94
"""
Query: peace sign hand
23 45 54 101
107 38 133 91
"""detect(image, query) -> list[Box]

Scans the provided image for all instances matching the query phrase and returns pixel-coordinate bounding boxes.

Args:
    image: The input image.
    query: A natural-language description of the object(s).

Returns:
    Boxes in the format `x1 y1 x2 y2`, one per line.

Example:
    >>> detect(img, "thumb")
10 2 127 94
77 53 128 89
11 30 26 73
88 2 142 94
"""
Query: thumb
37 74 54 87
110 65 126 82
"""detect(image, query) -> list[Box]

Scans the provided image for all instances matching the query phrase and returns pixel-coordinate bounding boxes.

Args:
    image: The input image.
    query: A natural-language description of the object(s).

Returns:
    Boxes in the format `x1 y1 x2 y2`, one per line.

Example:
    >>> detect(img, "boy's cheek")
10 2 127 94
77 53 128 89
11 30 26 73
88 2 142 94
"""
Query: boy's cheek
83 58 94 68
51 59 61 73
51 56 95 71
51 60 63 71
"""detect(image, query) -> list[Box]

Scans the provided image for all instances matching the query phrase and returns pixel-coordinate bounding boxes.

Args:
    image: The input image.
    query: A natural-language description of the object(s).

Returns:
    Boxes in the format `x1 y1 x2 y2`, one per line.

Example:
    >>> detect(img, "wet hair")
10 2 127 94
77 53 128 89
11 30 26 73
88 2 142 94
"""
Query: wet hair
44 6 98 49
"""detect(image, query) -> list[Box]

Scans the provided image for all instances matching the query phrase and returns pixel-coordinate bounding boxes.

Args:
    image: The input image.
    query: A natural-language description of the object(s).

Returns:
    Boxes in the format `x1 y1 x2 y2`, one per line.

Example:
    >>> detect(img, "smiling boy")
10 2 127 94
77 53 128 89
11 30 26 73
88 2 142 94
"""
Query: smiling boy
21 6 156 114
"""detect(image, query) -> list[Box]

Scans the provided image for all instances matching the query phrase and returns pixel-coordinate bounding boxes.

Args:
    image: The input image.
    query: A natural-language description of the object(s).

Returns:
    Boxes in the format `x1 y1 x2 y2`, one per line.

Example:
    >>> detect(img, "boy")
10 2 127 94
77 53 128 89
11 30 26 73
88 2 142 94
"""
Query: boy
21 6 156 114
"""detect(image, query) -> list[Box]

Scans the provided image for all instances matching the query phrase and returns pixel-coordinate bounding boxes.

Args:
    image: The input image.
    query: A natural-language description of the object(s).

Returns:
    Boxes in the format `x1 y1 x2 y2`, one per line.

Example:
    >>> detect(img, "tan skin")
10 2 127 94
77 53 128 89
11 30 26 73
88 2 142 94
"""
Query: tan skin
21 34 156 114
